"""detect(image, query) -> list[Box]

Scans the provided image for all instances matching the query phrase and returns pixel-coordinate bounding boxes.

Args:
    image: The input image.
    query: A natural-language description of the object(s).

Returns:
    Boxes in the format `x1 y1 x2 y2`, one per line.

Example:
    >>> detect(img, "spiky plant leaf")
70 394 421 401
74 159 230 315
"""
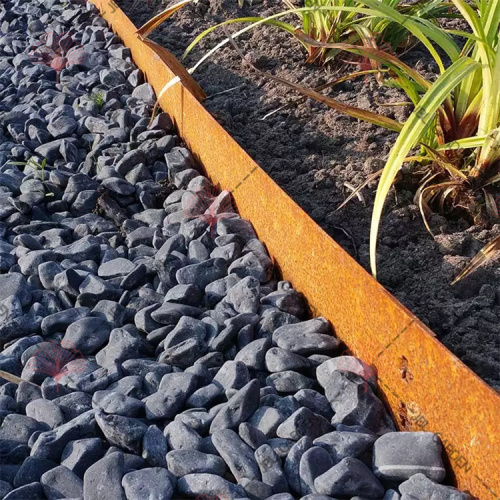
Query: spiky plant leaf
452 235 500 284
136 0 193 39
369 57 479 277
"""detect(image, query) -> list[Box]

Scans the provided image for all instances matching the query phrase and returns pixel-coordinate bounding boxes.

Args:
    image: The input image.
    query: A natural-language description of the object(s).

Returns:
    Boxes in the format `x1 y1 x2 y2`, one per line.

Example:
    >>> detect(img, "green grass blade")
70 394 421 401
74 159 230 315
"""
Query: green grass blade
183 17 297 61
451 0 494 136
369 58 480 278
436 135 488 151
483 0 500 45
479 32 500 137
294 32 432 90
184 3 460 74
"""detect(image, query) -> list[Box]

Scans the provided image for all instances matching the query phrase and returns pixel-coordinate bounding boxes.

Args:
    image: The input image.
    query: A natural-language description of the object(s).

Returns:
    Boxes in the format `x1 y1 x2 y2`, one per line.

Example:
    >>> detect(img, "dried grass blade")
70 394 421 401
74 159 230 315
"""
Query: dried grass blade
0 370 39 387
221 28 403 132
136 0 193 39
337 169 383 211
452 235 500 284
484 190 499 219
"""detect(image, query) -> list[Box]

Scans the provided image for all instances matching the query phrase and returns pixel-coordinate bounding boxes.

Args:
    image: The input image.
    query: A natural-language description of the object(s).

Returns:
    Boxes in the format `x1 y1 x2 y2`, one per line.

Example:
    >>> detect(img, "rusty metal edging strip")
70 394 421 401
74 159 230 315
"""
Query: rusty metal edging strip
93 2 500 497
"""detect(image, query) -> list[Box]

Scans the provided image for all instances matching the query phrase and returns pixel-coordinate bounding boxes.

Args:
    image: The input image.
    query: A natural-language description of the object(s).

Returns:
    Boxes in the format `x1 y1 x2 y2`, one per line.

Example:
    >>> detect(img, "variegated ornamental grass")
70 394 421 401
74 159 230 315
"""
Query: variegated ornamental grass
138 0 500 282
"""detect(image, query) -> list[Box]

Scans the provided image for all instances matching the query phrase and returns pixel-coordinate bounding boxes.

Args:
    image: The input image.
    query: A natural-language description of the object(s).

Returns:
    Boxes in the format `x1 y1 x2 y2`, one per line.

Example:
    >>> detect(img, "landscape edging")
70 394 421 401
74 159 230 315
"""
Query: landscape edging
90 1 500 497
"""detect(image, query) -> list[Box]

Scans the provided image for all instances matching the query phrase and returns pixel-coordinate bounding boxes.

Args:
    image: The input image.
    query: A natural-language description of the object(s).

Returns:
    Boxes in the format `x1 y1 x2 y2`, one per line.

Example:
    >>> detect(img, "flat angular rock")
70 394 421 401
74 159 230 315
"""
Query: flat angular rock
314 457 384 498
239 422 268 450
61 438 103 478
151 302 202 325
54 236 100 263
205 274 241 305
25 399 65 429
277 408 333 441
83 451 126 500
265 347 311 373
158 337 208 368
186 383 223 409
176 258 227 289
0 273 31 306
240 478 273 500
163 316 206 349
209 379 260 433
235 338 271 371
40 465 83 499
98 258 136 279
213 360 250 391
212 429 261 482
228 252 273 282
17 250 55 277
52 392 93 421
142 425 168 468
164 420 203 451
273 317 330 340
299 446 333 495
255 443 288 494
165 283 203 307
275 331 340 355
92 391 144 417
373 431 446 482
122 468 174 500
266 371 316 393
177 473 245 499
143 372 197 419
294 389 333 421
225 276 260 313
96 327 151 369
62 317 111 355
248 406 286 438
41 307 90 336
314 431 376 464
0 414 47 453
322 371 395 435
167 449 226 477
30 410 97 462
261 288 306 317
317 356 377 391
399 473 472 500
95 411 147 454
284 436 313 495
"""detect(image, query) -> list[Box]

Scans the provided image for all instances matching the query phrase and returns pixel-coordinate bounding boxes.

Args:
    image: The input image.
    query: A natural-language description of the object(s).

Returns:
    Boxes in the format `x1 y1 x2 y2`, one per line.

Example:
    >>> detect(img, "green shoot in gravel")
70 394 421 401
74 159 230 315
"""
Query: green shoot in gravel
11 157 48 183
90 91 106 109
11 157 54 197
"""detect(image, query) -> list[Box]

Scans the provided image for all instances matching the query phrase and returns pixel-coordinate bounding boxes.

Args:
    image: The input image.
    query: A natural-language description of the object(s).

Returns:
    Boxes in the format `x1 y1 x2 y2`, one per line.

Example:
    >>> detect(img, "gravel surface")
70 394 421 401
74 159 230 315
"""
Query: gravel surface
0 0 473 498
117 0 500 390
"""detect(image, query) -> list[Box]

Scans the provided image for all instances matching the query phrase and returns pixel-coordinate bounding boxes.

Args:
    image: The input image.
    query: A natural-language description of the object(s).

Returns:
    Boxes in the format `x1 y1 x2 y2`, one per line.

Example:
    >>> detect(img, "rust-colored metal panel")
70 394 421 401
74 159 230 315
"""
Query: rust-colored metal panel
92 2 500 497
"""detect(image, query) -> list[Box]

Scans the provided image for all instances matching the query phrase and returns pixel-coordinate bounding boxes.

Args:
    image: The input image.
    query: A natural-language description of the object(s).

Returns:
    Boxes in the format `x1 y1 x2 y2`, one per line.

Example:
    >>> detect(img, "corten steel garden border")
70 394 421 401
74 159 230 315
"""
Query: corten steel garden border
92 1 500 497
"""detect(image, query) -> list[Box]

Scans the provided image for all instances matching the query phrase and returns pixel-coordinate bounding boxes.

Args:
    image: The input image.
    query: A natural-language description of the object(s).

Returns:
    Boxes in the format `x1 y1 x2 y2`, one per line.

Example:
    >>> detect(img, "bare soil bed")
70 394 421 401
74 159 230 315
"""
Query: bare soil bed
118 0 500 388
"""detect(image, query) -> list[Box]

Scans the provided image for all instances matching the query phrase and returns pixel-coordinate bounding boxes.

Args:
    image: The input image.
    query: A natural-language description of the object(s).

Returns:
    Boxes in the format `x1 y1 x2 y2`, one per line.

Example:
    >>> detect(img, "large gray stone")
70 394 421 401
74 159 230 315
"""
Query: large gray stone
373 432 446 482
399 473 472 500
314 457 384 498
212 429 261 482
166 450 226 477
121 468 174 500
40 465 83 499
83 451 126 500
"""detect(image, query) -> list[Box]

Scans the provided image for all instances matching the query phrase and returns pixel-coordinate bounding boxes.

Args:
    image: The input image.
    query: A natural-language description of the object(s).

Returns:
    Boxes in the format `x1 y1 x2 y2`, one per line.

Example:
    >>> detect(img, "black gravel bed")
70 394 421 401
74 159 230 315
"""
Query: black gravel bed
0 0 474 499
114 0 500 390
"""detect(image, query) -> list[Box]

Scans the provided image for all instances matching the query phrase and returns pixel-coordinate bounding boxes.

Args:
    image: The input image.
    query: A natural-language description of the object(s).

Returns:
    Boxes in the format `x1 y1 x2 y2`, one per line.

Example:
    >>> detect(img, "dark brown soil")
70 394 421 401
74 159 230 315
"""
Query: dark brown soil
118 0 500 389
